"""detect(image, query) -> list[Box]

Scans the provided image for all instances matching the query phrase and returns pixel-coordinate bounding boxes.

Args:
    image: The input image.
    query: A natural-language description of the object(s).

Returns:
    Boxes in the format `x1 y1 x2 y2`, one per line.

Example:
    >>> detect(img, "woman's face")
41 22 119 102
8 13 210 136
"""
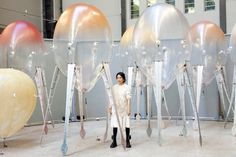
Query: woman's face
116 74 125 85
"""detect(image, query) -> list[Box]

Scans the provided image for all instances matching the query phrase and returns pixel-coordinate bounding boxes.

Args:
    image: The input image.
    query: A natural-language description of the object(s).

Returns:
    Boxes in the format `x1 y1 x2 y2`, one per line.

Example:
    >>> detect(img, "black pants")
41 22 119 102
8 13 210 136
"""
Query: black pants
112 127 130 139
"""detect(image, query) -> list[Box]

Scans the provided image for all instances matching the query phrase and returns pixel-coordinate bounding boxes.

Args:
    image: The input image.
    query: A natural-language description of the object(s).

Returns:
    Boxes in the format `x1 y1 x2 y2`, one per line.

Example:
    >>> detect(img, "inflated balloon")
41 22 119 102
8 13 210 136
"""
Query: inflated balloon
132 3 190 89
229 24 236 64
119 26 147 85
53 3 112 92
188 21 226 85
0 69 37 138
119 25 135 68
0 21 45 76
0 34 6 68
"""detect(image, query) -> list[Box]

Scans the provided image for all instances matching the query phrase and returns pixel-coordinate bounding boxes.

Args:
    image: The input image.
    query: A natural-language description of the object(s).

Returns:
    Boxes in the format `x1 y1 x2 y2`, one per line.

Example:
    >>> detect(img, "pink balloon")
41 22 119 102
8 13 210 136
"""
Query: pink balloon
0 20 45 76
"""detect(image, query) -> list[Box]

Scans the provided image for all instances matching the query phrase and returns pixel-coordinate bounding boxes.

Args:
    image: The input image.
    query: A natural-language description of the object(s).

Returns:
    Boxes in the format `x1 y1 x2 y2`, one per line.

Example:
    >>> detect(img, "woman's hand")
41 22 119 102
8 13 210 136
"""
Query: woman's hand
108 106 112 116
127 99 131 116
127 109 131 116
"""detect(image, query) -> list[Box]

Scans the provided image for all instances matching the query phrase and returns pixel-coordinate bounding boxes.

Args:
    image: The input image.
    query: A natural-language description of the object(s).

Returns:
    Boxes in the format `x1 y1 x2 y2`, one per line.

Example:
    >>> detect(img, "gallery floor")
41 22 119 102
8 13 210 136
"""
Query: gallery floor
1 120 236 157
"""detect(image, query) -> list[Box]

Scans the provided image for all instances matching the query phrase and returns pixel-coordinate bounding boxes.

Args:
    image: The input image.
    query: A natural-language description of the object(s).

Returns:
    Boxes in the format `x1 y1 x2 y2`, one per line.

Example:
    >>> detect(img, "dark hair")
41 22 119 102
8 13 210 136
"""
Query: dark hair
116 72 126 82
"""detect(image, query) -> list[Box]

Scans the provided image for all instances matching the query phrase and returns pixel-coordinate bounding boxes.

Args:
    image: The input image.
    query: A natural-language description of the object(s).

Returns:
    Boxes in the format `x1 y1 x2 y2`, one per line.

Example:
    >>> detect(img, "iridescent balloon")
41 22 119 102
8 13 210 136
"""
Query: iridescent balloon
133 3 190 89
229 24 236 64
0 21 45 76
53 3 112 92
0 69 37 138
188 21 226 85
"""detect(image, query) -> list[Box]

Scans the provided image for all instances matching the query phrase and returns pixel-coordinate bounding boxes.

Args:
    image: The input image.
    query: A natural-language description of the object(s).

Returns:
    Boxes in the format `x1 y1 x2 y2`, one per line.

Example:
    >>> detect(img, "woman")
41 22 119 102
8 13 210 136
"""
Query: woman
108 72 131 148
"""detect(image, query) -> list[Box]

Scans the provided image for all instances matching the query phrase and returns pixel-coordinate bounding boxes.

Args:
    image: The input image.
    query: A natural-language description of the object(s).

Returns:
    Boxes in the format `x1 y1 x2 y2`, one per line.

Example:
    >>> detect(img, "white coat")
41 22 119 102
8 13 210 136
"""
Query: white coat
110 84 131 128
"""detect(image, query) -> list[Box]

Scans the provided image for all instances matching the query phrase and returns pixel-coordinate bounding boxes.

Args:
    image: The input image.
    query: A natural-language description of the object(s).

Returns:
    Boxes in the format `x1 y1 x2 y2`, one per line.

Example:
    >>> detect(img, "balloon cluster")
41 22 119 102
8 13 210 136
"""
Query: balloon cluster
0 1 233 145
118 4 226 88
0 21 43 138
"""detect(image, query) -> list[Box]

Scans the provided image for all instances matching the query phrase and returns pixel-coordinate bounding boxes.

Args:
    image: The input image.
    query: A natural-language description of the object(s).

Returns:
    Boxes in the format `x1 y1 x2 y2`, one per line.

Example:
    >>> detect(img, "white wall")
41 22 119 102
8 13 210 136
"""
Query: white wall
62 0 122 41
126 0 147 27
179 0 220 26
126 0 220 29
0 0 234 38
0 0 42 32
226 0 236 34
61 0 236 39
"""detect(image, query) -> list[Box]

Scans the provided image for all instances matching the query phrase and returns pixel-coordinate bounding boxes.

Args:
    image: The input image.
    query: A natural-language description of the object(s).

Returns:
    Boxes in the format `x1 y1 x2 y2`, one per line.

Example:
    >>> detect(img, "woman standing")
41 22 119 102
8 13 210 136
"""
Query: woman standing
108 72 132 148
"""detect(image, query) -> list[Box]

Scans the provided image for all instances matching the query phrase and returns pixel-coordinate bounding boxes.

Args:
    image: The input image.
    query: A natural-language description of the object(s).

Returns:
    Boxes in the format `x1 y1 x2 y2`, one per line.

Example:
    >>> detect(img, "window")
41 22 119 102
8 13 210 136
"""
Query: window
147 0 157 7
165 0 175 6
184 0 195 14
204 0 215 11
131 0 139 19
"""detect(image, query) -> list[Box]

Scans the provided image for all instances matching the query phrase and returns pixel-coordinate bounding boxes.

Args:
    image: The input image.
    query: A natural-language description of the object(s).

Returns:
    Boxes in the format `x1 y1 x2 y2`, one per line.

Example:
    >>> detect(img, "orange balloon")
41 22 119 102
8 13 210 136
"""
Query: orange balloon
54 3 111 42
188 21 226 85
120 26 134 48
53 3 112 92
189 21 225 46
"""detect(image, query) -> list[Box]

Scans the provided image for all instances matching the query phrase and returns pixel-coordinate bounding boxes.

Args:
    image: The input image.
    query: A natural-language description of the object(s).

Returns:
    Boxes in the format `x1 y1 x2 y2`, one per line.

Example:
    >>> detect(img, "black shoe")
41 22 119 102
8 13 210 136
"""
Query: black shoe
110 135 117 148
126 140 131 148
126 135 131 148
62 116 72 122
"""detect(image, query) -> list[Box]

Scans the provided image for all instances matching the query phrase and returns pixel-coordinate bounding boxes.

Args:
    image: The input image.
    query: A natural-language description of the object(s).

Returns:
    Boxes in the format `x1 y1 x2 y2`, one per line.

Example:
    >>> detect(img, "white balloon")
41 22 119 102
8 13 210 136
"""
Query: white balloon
229 24 236 64
133 3 190 89
119 25 135 68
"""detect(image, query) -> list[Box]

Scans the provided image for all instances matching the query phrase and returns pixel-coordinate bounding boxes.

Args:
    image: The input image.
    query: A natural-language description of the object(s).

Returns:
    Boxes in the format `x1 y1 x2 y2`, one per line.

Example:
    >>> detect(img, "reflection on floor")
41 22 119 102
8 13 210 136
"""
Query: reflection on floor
1 120 236 157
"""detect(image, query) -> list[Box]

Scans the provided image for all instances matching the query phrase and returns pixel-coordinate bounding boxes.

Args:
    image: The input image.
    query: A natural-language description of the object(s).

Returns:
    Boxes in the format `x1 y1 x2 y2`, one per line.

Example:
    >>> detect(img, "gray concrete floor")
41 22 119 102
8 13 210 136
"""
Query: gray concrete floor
1 120 236 157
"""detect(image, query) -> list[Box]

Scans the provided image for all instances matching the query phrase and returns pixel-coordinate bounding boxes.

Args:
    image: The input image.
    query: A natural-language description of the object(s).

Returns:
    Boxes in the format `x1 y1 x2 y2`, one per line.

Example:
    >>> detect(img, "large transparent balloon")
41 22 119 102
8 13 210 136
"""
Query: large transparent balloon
188 21 226 85
119 25 147 85
132 3 190 89
53 3 112 92
0 21 45 76
0 69 37 138
119 25 135 68
229 24 236 64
